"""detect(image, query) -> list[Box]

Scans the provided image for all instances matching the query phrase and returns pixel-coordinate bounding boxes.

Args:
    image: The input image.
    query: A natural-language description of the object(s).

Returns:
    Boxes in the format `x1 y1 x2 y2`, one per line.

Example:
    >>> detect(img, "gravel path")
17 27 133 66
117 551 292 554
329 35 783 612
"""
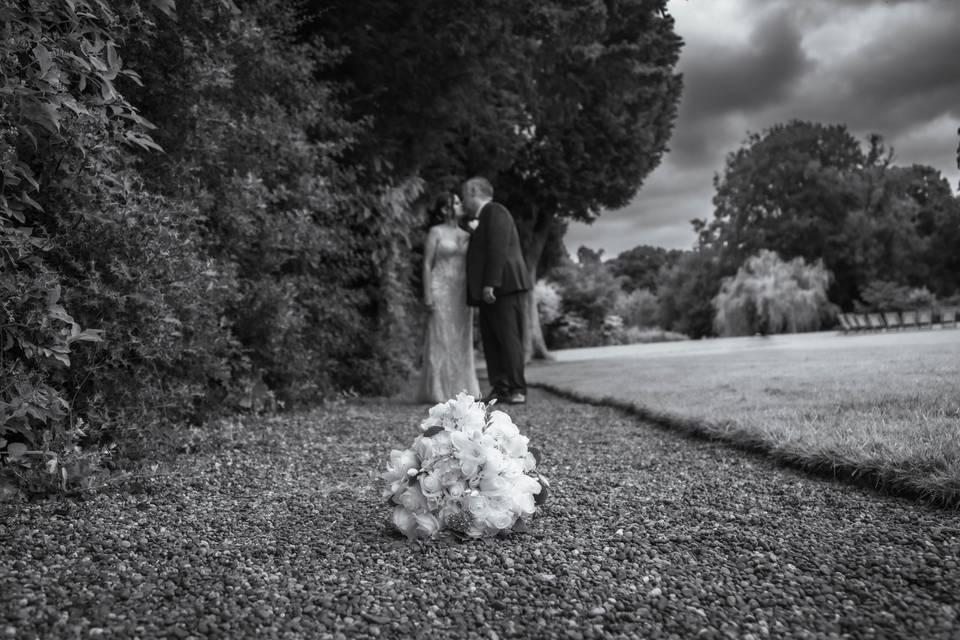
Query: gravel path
2 389 959 639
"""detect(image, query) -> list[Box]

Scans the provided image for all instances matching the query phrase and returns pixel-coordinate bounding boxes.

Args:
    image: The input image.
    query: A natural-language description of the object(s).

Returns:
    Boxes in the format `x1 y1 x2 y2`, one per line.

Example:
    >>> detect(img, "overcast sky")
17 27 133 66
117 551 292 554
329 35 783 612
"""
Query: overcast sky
565 0 960 257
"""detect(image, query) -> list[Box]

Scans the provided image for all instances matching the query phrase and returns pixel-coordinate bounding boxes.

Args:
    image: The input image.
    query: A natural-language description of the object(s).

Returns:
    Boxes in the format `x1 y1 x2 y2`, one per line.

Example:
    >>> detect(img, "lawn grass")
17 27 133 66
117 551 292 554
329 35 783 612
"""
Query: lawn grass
528 331 960 505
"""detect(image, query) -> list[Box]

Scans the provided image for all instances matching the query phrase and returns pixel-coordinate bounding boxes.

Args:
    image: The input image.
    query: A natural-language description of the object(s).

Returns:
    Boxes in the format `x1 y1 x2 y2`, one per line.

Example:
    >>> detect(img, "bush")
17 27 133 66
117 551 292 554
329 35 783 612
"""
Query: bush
656 250 722 339
857 280 936 312
1 1 423 496
620 326 688 344
614 288 660 329
535 280 563 327
1 1 181 489
713 250 833 337
548 252 623 328
122 1 420 404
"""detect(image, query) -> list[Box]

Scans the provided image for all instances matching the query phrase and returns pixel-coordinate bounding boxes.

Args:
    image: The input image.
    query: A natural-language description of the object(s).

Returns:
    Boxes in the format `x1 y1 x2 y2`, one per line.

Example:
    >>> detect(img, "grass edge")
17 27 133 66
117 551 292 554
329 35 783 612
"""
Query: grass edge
528 382 960 510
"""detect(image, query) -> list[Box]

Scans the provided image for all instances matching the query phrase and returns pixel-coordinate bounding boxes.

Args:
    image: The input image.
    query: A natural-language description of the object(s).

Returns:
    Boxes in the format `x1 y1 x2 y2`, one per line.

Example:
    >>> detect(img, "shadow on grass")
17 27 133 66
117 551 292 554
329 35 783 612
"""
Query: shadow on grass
529 382 960 510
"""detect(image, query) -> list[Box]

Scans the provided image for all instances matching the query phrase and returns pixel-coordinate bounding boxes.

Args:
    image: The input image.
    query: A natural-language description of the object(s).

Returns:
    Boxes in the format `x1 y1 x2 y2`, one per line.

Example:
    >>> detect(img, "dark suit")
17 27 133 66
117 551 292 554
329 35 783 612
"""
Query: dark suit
465 202 532 397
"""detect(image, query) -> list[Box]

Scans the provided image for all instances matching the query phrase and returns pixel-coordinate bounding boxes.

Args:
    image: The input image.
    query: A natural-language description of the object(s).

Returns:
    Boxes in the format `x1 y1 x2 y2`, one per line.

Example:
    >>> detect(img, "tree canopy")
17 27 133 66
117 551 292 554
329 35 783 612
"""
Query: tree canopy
696 121 960 310
608 245 684 292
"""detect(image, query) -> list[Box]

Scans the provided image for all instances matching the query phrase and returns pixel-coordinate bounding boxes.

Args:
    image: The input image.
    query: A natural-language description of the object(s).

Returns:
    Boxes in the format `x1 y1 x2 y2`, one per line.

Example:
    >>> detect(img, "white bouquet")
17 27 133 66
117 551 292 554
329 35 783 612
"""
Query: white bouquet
382 393 549 539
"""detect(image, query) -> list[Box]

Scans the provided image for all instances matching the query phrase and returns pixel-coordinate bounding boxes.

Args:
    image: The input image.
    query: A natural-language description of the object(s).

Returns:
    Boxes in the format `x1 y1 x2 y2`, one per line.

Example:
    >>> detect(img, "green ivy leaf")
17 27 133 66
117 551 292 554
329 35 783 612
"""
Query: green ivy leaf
33 44 53 77
148 0 176 18
22 101 60 134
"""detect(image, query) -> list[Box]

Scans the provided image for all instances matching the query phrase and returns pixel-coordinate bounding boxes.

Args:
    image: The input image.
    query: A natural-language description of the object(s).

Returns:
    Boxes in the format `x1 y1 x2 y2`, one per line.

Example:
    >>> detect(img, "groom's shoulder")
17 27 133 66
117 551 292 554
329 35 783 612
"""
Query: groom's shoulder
487 201 514 217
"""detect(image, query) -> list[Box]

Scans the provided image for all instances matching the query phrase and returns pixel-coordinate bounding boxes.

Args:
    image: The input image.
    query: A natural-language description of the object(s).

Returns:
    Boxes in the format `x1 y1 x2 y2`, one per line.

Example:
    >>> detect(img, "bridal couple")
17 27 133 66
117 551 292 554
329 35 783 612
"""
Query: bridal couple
416 177 531 406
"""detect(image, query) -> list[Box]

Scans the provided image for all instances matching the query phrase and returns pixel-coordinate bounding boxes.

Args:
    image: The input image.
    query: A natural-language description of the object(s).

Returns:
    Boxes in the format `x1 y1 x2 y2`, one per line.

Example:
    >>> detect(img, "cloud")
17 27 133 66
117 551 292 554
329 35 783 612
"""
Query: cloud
567 0 960 259
679 9 813 122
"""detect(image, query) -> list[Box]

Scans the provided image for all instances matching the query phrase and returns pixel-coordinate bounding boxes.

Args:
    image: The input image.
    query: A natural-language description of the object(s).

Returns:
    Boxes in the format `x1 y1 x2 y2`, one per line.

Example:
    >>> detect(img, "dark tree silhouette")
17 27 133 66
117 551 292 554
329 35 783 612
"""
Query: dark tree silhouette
499 0 683 358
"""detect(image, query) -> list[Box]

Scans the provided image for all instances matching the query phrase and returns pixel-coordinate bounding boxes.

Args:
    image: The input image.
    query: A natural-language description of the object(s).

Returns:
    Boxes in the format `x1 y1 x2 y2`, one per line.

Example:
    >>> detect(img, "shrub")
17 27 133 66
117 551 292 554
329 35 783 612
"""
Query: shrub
548 252 623 328
857 280 936 312
1 1 177 489
713 250 833 337
122 0 420 403
535 280 563 326
614 288 660 329
656 250 722 339
621 326 688 344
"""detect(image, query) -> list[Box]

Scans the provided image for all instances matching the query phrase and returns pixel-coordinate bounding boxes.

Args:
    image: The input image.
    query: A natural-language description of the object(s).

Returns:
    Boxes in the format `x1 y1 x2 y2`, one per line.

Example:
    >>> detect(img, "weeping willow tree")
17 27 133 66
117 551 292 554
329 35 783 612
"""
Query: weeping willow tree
713 250 834 337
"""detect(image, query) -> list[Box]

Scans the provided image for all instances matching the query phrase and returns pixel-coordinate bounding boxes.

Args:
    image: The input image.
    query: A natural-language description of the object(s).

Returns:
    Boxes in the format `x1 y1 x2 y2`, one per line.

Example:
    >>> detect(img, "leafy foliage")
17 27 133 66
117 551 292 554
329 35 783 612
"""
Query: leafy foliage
856 281 936 313
614 289 660 329
608 245 684 293
655 249 723 339
547 248 623 328
1 0 425 496
502 0 683 357
1 0 171 487
713 250 834 337
119 0 421 403
697 122 960 311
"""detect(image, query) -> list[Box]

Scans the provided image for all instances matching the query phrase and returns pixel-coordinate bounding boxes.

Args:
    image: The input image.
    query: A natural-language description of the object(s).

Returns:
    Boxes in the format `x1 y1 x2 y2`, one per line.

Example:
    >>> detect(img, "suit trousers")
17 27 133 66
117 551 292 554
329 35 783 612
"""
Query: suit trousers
478 292 526 396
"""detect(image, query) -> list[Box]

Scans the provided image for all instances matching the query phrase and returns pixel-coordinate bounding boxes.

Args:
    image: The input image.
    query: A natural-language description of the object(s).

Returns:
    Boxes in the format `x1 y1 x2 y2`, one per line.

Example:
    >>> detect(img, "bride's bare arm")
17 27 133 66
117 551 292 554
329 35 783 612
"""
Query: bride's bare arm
423 227 439 308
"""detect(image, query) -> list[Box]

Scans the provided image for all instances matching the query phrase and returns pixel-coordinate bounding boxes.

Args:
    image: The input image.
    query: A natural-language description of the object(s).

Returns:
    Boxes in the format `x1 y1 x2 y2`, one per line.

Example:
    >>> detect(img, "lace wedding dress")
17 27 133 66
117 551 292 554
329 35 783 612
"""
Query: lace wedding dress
416 228 481 403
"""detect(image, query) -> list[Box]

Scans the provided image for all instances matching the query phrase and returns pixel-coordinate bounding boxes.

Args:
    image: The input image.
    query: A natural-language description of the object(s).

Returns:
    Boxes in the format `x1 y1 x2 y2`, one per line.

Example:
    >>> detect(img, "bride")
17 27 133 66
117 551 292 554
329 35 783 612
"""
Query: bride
416 192 481 403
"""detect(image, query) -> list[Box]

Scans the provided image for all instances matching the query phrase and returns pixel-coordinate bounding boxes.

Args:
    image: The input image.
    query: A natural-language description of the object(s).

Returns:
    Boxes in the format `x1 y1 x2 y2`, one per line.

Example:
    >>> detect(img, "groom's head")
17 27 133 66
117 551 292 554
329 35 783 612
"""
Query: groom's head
461 177 494 216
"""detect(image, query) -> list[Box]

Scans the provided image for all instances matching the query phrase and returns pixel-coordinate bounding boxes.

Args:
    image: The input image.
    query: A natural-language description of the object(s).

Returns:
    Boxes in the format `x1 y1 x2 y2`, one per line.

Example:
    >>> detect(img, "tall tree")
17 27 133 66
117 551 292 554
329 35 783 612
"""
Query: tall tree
699 122 960 309
698 122 871 309
499 0 683 359
119 0 422 400
655 248 721 339
305 0 537 189
608 244 684 292
305 0 682 360
699 122 864 265
844 161 960 298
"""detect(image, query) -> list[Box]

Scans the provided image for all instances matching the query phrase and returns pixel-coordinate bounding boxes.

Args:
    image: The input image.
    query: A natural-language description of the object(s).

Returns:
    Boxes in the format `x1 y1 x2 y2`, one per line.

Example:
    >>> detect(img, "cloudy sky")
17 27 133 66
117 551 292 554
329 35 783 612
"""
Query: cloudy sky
565 0 960 257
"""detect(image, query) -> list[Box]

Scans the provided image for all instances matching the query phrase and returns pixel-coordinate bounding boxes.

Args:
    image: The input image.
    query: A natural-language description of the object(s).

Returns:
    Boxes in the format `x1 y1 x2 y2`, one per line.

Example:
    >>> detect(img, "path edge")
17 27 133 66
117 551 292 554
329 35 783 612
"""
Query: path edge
528 381 960 510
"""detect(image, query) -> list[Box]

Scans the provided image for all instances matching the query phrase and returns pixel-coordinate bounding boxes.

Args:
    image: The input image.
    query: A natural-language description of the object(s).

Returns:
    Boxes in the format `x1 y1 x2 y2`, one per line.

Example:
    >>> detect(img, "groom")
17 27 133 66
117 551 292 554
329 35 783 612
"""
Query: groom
461 176 531 405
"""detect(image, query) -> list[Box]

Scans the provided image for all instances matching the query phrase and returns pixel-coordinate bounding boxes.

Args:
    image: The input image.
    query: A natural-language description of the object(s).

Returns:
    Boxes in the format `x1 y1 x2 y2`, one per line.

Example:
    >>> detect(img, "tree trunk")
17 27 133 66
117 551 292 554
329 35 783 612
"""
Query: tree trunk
523 209 554 362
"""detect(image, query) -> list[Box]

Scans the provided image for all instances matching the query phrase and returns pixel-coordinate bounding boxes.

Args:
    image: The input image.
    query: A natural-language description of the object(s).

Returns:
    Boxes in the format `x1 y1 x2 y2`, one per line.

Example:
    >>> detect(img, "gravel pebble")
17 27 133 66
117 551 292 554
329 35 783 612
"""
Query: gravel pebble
1 389 959 639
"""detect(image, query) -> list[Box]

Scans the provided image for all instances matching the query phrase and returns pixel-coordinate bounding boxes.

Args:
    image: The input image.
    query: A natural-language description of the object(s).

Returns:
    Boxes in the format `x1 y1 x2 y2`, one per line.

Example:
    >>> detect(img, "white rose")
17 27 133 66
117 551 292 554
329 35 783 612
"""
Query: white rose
465 494 489 518
485 508 515 531
447 480 467 498
437 458 462 485
419 471 444 499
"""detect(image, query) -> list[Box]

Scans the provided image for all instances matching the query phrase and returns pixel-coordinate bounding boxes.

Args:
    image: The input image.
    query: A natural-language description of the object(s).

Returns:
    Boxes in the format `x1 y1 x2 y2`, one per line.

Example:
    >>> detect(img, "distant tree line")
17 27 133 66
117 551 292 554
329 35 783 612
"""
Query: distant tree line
538 121 960 343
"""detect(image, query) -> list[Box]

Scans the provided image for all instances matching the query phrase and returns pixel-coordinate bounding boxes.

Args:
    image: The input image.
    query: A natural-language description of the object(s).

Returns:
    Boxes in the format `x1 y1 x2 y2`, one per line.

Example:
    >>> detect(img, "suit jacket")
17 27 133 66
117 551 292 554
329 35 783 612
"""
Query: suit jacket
465 201 532 306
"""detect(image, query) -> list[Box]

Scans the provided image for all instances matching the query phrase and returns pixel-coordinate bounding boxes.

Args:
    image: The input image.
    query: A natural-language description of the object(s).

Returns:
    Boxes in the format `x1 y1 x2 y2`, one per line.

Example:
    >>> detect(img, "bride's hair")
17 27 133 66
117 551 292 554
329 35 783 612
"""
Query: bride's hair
428 192 455 226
